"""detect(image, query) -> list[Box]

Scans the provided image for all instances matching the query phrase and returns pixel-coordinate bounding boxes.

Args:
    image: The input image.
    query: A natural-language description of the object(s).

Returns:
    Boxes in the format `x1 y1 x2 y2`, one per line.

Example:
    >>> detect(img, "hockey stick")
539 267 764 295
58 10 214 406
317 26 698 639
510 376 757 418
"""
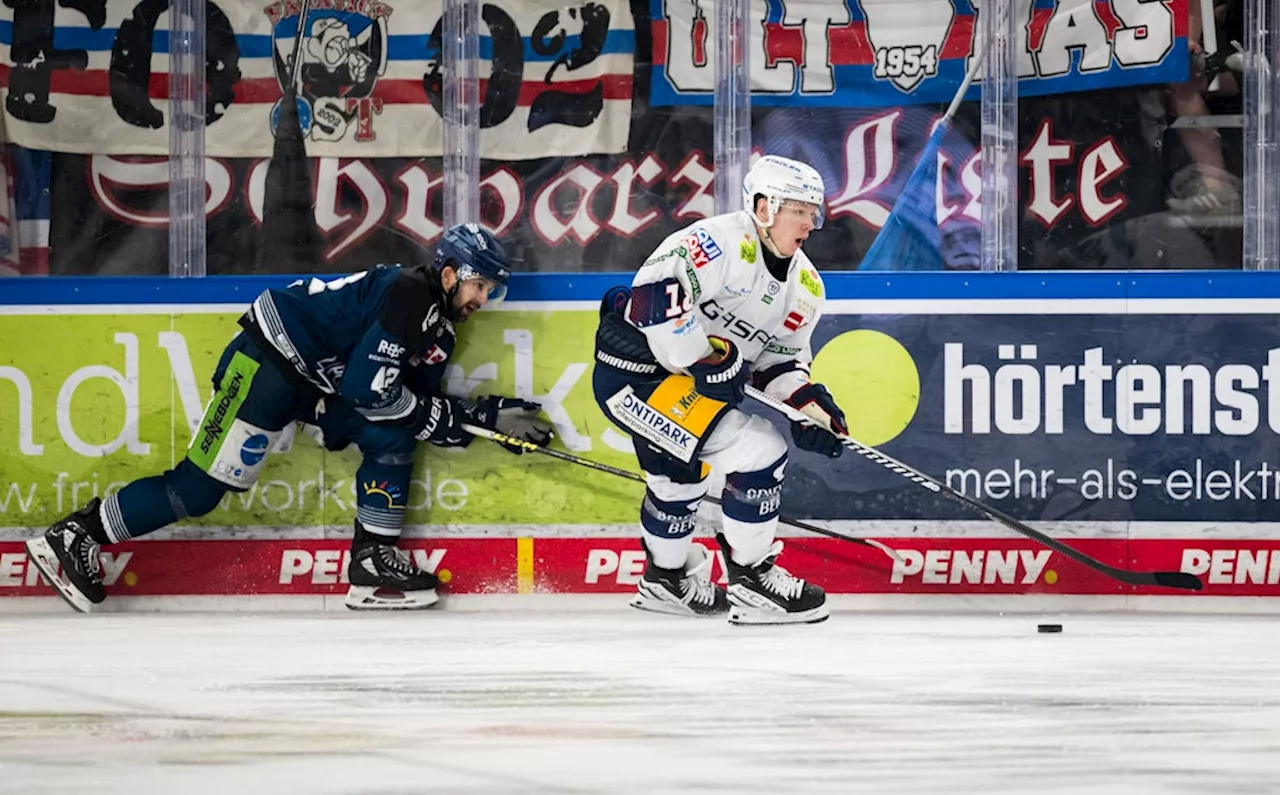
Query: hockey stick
859 26 988 271
745 386 1204 591
289 0 311 91
460 423 903 564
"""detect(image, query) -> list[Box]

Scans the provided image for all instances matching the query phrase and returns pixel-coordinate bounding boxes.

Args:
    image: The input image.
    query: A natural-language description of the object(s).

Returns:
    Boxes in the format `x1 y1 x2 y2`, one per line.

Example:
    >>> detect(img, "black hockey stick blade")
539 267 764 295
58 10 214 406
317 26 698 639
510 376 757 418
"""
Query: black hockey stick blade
1152 571 1206 591
745 387 1205 592
961 495 1203 591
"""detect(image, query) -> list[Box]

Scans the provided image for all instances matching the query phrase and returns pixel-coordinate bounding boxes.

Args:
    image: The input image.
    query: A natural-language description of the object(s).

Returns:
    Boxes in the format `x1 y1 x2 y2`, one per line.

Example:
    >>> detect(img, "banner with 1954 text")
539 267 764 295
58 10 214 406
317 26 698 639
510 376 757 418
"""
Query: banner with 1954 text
651 0 1189 107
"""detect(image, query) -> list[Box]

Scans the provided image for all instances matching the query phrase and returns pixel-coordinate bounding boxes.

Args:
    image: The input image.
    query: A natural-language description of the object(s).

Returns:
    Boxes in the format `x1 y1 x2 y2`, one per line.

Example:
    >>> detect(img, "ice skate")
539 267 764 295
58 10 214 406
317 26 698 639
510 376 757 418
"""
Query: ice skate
25 498 107 613
345 526 440 610
630 541 729 617
718 535 828 625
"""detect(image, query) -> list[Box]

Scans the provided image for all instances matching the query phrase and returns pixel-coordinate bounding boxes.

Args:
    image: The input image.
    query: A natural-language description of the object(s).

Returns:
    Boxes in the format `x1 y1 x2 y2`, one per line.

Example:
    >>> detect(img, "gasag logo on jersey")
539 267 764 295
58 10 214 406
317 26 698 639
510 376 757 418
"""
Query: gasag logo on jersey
605 386 697 461
701 300 779 347
266 0 391 144
684 228 723 268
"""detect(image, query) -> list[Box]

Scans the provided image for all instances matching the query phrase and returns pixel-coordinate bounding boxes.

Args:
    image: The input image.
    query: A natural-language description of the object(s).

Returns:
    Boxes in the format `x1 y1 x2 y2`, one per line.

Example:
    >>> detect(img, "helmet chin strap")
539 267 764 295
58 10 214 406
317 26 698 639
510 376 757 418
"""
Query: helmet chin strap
754 213 785 257
753 212 796 282
440 264 465 323
444 282 463 323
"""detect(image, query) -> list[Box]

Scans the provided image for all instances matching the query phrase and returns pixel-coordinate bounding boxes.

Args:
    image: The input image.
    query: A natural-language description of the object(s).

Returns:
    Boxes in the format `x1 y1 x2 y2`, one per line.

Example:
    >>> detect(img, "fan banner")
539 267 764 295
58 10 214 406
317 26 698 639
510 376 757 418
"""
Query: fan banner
650 0 1189 107
0 0 634 158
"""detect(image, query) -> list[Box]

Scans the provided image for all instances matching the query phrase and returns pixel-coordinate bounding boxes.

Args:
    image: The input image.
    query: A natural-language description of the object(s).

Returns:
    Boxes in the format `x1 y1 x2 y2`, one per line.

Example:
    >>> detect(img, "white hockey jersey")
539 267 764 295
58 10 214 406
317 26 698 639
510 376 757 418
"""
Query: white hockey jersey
627 210 824 401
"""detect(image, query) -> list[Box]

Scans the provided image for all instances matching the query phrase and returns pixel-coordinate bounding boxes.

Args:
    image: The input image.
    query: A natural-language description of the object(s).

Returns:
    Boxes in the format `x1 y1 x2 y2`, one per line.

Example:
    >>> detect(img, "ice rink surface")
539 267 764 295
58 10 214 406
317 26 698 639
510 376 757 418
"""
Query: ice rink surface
2 598 1278 794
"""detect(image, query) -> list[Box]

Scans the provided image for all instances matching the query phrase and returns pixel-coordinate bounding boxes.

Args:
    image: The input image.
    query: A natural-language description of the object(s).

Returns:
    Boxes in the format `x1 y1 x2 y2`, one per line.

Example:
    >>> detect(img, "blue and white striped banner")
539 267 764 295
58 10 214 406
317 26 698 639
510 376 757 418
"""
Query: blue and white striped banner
0 0 634 158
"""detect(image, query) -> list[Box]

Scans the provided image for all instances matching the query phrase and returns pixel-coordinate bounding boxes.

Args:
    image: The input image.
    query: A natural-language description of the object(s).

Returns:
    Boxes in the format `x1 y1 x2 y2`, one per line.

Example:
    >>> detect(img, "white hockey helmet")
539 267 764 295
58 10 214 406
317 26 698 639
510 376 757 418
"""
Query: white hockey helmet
742 155 826 229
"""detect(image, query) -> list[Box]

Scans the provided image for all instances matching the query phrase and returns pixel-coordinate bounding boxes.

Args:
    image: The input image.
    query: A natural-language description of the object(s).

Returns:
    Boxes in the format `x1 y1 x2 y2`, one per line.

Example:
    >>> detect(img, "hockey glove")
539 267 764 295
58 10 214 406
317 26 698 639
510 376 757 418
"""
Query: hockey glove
785 383 847 458
471 397 554 455
416 395 466 446
688 337 748 407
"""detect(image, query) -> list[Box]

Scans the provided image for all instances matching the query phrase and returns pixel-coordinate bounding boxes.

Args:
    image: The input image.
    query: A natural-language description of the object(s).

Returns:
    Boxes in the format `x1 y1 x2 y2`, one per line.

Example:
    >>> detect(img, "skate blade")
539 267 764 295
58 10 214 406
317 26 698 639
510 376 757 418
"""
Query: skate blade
629 592 702 617
24 538 95 614
630 583 727 618
727 603 830 626
344 585 440 611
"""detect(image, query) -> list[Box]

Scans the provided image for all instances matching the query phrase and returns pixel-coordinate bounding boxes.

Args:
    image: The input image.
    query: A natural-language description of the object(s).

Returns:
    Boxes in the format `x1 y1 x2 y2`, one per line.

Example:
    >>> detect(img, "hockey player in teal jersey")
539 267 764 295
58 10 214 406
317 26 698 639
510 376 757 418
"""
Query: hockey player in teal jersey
26 223 553 612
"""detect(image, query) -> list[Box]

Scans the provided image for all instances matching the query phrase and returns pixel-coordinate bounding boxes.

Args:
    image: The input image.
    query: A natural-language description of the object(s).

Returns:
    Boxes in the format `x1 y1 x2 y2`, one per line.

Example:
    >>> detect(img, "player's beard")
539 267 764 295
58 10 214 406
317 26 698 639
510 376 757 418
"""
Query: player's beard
452 295 482 322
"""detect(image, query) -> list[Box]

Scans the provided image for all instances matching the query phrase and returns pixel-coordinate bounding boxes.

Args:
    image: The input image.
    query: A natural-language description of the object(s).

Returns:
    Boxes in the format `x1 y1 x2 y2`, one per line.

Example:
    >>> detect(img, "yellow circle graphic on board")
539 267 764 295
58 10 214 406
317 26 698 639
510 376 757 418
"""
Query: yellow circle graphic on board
811 329 920 446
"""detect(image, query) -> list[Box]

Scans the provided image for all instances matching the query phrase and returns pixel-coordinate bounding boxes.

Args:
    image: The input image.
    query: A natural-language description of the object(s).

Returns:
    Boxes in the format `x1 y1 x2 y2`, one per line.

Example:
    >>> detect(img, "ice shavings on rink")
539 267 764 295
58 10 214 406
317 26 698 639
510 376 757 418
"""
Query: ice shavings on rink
2 603 1278 794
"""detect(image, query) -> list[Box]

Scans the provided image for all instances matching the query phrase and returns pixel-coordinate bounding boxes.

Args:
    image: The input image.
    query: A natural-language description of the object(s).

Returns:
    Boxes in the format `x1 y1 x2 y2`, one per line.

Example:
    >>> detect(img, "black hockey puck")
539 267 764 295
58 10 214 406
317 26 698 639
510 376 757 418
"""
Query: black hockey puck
1037 623 1063 634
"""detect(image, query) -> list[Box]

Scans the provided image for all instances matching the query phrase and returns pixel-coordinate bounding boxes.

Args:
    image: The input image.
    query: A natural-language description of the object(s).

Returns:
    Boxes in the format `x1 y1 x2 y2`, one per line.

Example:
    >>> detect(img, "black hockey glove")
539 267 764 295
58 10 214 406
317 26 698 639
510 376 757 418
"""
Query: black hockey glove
416 395 466 446
785 383 847 458
470 397 554 455
688 337 747 407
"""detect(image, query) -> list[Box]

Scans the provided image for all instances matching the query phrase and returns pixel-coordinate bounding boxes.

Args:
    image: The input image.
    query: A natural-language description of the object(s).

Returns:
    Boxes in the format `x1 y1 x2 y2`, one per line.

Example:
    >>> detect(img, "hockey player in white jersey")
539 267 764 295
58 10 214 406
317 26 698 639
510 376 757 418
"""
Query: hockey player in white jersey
592 155 847 625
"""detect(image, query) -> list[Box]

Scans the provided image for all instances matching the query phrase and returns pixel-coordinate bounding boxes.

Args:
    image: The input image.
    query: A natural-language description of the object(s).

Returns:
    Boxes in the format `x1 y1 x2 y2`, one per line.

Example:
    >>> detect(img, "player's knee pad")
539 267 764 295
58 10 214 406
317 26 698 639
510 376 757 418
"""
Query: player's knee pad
357 423 417 465
165 460 232 519
641 480 706 539
721 451 787 524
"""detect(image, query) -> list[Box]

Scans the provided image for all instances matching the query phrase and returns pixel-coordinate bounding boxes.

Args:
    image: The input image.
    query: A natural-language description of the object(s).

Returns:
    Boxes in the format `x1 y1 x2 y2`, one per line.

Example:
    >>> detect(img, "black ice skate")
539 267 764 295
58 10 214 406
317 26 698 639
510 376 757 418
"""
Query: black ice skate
630 541 728 617
717 534 828 625
345 524 440 610
25 498 107 613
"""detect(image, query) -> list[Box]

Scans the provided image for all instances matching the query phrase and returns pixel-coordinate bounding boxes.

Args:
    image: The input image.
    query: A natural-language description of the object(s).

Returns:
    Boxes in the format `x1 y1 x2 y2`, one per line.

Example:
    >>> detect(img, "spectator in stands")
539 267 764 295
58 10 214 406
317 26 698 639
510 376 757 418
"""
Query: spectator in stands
1165 0 1242 216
